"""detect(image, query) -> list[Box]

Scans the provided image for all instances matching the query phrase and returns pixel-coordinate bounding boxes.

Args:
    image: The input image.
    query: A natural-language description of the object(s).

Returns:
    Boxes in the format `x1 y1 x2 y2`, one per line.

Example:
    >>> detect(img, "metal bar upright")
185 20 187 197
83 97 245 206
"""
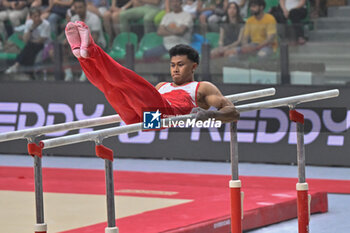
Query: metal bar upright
95 143 118 233
296 121 310 233
229 122 243 233
297 122 306 184
33 155 47 233
27 139 47 233
105 159 116 228
230 122 239 180
289 109 310 233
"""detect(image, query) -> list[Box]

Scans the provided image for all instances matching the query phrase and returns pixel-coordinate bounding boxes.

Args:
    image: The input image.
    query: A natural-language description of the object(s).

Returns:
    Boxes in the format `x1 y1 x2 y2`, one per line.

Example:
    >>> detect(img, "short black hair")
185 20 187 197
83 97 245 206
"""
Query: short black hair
29 7 41 16
249 0 266 9
169 44 200 64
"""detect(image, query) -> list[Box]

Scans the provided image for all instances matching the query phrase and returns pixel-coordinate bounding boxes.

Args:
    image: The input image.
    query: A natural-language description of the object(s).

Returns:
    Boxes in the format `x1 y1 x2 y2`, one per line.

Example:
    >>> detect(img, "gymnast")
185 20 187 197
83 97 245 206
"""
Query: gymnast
65 21 240 125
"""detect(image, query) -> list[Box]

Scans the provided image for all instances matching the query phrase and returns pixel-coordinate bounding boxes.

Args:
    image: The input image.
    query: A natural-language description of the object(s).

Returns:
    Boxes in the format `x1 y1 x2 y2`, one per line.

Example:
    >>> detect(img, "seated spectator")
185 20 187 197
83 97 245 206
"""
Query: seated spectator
211 2 244 58
0 0 29 40
183 0 198 19
70 0 105 47
25 0 49 21
197 0 228 33
5 7 50 75
64 0 106 81
229 0 248 18
231 0 277 59
119 0 162 34
86 0 109 17
29 0 45 8
103 0 132 47
23 0 50 22
153 0 170 26
41 0 73 37
270 0 307 45
143 0 193 60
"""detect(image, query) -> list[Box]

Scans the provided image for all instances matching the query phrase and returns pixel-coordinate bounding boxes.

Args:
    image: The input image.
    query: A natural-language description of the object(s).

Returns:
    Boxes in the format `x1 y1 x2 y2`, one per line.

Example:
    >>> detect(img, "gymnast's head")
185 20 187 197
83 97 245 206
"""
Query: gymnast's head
169 44 199 86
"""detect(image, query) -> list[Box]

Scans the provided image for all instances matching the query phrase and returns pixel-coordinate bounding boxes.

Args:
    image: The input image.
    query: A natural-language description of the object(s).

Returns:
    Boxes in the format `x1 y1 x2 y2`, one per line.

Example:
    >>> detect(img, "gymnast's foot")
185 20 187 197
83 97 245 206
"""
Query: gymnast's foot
76 21 92 58
65 22 81 58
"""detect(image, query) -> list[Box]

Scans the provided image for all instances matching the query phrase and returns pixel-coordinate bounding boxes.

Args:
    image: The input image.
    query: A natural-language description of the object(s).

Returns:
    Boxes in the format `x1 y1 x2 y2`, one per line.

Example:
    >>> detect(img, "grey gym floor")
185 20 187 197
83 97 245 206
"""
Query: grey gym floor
1 154 349 233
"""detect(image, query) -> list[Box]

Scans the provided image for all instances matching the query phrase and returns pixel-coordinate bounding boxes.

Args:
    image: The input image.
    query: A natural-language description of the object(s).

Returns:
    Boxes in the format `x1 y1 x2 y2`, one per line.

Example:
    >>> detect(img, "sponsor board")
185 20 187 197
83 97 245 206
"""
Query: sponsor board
0 82 348 166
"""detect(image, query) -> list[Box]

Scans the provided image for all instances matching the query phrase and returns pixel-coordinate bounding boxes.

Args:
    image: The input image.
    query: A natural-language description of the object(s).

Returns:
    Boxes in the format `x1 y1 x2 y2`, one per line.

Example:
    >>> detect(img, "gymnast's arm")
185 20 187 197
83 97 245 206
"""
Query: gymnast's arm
196 82 240 123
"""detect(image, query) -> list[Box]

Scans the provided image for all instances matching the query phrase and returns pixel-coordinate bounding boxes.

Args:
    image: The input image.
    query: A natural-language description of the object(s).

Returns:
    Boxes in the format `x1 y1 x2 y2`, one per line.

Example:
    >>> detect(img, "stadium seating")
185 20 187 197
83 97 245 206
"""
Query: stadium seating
135 32 163 59
205 32 220 49
0 32 25 61
108 32 138 59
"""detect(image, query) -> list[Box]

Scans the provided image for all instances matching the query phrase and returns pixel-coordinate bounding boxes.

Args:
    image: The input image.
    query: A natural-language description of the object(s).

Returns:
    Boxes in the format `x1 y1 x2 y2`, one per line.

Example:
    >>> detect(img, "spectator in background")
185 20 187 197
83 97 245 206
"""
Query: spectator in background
231 0 277 59
5 7 50 75
229 0 247 18
270 0 307 45
207 0 229 30
119 0 162 34
70 0 105 48
27 0 50 19
85 0 108 17
29 0 46 8
197 0 228 33
143 0 193 59
153 0 170 26
64 0 105 81
41 0 73 37
26 0 50 25
182 0 198 19
211 2 244 58
0 0 29 40
103 0 132 47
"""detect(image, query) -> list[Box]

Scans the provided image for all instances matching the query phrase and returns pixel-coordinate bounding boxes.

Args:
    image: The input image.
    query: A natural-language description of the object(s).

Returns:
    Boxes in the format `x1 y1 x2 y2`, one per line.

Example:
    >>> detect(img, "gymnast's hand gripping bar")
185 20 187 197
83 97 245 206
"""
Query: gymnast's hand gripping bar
0 88 275 143
40 89 339 150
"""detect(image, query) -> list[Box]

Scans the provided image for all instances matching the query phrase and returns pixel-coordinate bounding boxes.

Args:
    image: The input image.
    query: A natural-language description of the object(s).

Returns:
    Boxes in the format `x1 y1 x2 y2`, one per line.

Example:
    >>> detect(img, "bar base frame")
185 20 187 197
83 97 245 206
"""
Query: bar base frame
297 182 310 233
34 223 47 233
230 180 243 233
105 226 119 233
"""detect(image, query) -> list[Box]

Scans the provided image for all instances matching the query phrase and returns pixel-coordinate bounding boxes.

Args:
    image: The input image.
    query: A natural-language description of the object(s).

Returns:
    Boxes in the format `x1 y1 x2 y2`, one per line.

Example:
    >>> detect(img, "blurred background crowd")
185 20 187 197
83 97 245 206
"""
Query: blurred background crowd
0 0 348 86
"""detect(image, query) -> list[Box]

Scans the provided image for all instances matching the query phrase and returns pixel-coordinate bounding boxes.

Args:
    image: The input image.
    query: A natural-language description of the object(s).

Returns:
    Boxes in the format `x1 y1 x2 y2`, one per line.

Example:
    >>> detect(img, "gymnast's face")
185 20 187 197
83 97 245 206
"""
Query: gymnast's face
170 55 198 86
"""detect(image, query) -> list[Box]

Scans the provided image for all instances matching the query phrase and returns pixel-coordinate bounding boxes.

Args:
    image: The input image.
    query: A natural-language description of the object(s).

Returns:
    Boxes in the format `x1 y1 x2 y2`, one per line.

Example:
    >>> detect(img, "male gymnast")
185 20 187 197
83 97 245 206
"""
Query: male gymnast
65 21 240 125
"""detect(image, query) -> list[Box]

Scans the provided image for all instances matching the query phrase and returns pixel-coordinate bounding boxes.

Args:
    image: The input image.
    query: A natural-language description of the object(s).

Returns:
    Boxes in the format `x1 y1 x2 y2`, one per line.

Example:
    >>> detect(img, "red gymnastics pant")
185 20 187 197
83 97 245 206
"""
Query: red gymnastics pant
78 42 174 125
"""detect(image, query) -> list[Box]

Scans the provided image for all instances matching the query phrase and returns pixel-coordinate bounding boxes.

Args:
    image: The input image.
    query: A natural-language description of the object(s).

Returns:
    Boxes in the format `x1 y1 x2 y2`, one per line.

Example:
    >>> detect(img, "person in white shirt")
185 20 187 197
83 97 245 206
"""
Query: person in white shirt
182 0 198 19
70 0 106 48
143 0 193 59
5 7 50 75
64 0 106 81
0 0 29 40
